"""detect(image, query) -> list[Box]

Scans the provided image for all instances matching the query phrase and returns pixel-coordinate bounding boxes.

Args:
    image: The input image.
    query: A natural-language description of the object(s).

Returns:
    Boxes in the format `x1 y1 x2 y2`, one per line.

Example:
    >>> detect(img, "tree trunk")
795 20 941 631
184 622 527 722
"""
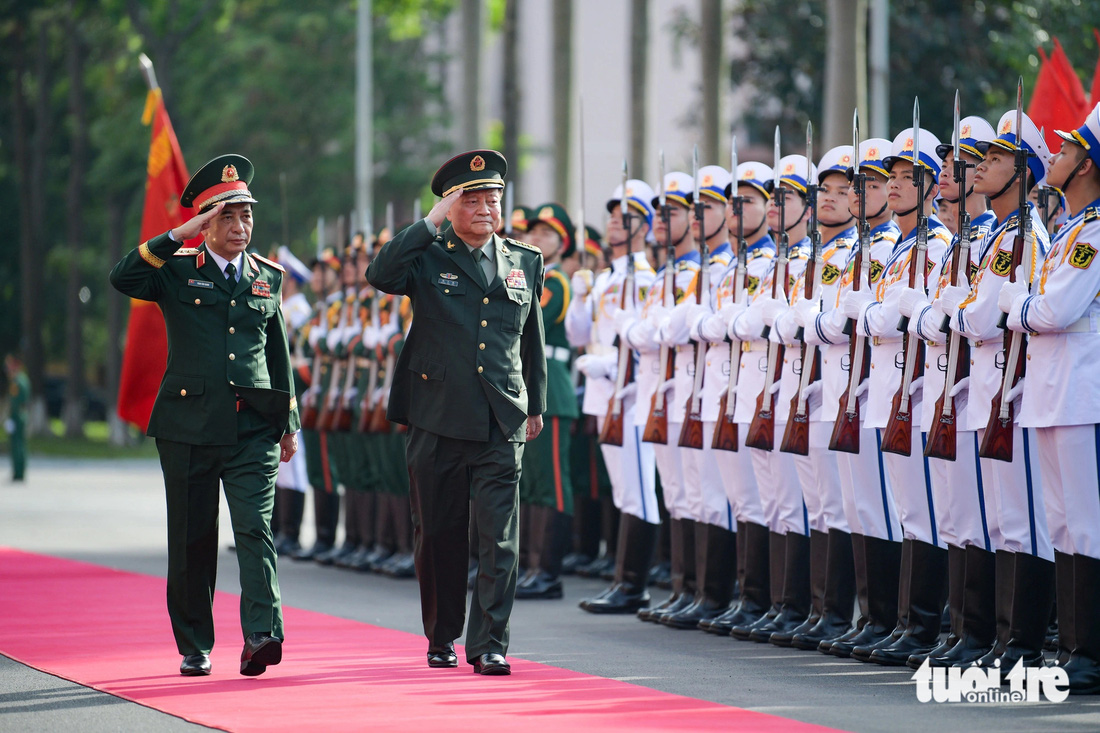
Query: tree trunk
700 0 721 164
551 0 573 203
823 0 863 149
461 0 483 148
63 6 87 438
11 21 35 396
502 0 521 201
27 18 52 434
629 0 649 180
105 199 129 445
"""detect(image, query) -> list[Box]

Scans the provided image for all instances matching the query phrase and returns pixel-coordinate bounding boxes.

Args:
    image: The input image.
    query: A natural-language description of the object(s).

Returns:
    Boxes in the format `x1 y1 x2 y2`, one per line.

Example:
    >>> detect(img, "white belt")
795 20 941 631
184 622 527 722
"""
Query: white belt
1059 312 1100 334
872 336 903 347
550 345 572 363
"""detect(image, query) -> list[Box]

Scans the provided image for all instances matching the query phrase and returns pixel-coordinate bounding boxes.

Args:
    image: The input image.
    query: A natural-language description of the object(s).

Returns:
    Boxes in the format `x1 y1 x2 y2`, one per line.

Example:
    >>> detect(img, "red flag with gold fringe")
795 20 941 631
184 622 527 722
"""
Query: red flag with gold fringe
116 88 195 430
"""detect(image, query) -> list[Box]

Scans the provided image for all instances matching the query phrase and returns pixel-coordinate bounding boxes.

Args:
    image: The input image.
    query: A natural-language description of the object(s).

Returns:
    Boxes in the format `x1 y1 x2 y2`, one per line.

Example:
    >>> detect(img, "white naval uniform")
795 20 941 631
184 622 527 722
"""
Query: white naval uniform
730 237 809 536
954 204 1052 559
909 210 998 551
693 236 776 529
1007 199 1100 560
619 250 701 522
807 221 902 542
565 251 660 524
669 243 735 530
772 227 855 534
856 219 950 546
276 291 314 494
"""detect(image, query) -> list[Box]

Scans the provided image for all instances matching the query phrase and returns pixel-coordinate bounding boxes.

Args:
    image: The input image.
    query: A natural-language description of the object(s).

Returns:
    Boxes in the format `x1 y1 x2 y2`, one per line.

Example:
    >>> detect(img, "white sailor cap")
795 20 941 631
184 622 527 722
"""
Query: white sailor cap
769 155 818 195
725 162 774 200
693 165 732 203
883 128 944 178
936 116 996 161
981 111 1051 186
1055 101 1100 170
651 171 695 209
607 179 656 231
847 138 892 180
817 146 855 183
277 245 311 284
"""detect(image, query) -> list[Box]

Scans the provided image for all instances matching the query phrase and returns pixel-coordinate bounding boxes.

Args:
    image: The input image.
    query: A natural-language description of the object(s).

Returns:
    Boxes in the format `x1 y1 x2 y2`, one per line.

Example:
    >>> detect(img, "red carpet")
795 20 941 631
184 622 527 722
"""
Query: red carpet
0 548 840 732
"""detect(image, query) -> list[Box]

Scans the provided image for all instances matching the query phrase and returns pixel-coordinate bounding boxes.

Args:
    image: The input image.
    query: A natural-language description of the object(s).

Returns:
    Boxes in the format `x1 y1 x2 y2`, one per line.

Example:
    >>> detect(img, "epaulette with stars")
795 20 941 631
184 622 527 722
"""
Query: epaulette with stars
871 230 900 244
252 252 285 273
174 247 201 256
506 237 541 254
1081 206 1100 223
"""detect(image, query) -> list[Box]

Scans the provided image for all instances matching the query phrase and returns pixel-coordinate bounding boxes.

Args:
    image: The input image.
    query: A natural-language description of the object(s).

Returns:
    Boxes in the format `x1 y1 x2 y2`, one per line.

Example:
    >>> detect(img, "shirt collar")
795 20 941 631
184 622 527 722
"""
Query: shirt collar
207 247 244 277
464 238 494 260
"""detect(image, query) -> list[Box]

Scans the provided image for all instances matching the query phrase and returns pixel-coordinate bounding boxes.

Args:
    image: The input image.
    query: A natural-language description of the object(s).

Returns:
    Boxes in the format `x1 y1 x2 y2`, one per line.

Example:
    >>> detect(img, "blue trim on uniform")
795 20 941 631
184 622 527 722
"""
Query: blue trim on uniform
974 432 991 552
1020 295 1035 334
862 303 878 336
916 305 934 340
815 313 832 345
1094 425 1100 522
802 500 810 536
922 434 938 547
633 424 647 522
1023 427 1038 556
727 500 734 531
876 429 894 542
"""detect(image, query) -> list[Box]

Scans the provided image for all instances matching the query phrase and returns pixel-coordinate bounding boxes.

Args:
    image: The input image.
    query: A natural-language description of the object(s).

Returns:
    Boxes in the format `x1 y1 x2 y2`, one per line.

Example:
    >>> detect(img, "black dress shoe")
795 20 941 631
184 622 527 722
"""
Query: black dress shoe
291 541 331 562
515 572 563 600
180 653 211 676
472 652 511 675
561 552 592 576
383 552 417 579
578 583 649 614
240 633 282 676
427 643 458 668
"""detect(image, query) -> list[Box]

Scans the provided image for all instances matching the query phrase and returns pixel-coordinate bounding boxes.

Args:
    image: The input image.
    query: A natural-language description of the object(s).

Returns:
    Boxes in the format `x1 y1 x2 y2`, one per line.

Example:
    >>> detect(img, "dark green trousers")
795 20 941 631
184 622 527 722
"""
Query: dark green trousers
520 416 574 514
156 404 283 656
406 424 522 662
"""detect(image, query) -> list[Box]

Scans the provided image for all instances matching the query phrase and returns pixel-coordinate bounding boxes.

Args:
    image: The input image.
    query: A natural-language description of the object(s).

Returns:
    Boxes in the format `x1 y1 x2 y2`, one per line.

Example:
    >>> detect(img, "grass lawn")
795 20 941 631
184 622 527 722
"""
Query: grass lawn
9 420 159 460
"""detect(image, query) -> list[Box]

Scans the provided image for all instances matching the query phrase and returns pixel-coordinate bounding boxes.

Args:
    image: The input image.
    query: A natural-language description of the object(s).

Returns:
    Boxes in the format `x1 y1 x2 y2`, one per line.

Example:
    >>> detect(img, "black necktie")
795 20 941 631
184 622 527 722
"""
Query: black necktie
225 262 237 283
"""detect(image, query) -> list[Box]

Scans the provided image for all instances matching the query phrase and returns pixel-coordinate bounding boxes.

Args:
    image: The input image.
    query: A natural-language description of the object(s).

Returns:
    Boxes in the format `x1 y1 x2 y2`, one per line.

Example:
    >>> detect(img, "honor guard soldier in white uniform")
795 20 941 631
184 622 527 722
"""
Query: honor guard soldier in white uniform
653 165 738 630
773 145 859 649
690 163 776 636
896 115 999 669
807 139 904 657
941 112 1052 670
1001 103 1100 693
729 154 816 643
616 171 700 624
843 127 952 664
569 180 660 614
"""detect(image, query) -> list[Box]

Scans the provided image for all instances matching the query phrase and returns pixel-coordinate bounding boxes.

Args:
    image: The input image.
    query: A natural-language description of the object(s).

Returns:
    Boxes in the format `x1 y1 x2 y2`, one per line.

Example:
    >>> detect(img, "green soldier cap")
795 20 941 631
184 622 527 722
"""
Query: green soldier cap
430 149 508 198
180 154 257 212
584 225 604 259
510 205 535 234
527 202 575 256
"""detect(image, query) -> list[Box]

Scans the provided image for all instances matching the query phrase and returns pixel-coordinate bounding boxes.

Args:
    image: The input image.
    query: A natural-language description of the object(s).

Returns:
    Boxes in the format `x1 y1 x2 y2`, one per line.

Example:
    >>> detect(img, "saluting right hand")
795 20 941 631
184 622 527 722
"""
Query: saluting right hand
571 269 593 298
426 189 464 228
171 202 225 242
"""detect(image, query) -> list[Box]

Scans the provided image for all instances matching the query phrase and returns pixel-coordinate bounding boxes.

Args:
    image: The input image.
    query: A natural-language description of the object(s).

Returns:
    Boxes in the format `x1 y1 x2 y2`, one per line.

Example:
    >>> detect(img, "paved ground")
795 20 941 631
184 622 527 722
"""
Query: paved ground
2 457 1100 732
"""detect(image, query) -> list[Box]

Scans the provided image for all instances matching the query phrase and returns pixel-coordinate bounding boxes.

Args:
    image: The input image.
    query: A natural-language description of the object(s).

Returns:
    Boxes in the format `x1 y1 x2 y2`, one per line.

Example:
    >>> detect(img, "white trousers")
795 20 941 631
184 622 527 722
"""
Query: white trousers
597 408 660 525
750 445 806 536
654 422 689 521
1035 424 1100 560
792 422 847 533
927 431 992 550
975 426 1052 559
836 428 900 542
680 423 735 530
882 433 939 546
714 429 766 527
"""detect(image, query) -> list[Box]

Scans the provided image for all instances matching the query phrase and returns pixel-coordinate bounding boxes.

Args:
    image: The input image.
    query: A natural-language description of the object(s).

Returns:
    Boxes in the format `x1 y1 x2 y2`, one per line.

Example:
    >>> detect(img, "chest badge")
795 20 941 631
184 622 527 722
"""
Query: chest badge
188 279 214 289
440 272 458 280
252 280 271 297
505 268 527 289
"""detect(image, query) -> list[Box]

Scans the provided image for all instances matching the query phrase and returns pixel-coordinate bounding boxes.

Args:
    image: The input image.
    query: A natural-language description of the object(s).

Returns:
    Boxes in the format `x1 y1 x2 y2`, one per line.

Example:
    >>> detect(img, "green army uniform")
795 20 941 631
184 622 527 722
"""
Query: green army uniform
366 150 547 668
7 366 28 482
108 155 299 661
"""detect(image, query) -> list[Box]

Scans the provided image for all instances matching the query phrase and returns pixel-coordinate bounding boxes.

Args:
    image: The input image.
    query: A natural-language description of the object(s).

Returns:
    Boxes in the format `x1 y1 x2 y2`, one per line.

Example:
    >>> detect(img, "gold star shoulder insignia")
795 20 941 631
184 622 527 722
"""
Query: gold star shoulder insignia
173 247 201 256
446 240 457 251
508 238 541 253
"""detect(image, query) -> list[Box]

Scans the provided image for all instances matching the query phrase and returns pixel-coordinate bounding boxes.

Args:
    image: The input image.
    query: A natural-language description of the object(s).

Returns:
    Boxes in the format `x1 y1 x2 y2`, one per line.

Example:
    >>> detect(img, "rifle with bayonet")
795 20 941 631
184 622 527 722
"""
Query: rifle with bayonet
300 216 329 430
680 145 708 449
713 136 746 452
317 217 352 431
881 99 928 456
599 160 636 446
925 91 972 461
830 110 871 454
781 122 820 455
980 78 1030 462
745 127 787 451
643 151 676 444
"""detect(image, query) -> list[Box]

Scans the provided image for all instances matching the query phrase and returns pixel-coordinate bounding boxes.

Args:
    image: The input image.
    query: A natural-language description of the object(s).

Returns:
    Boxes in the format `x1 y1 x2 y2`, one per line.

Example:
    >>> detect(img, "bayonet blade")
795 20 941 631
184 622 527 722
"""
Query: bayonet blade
692 144 700 202
773 126 781 190
731 134 738 180
806 121 813 184
658 149 666 208
853 108 860 179
953 89 961 163
912 97 921 176
1016 76 1024 151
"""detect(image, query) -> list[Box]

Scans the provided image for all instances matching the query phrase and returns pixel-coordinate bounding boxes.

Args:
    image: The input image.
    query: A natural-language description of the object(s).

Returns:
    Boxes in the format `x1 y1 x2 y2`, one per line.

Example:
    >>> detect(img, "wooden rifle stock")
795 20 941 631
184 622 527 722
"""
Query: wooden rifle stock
602 208 639 447
712 391 738 450
300 351 322 430
830 244 870 454
780 345 817 455
745 216 788 451
369 348 396 433
979 332 1025 461
924 341 968 460
642 353 673 444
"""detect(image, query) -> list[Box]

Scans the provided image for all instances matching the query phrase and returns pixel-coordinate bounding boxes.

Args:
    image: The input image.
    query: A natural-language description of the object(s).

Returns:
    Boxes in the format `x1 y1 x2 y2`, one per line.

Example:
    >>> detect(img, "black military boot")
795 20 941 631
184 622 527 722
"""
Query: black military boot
292 487 339 560
794 528 856 650
1053 550 1076 666
579 513 657 614
914 543 965 668
640 519 689 622
869 540 949 666
701 522 748 634
926 544 995 668
819 532 868 654
517 509 572 600
974 549 1016 668
831 535 901 658
750 532 811 643
1063 553 1100 694
732 529 784 640
664 524 737 630
773 529 827 647
996 552 1055 669
852 537 911 662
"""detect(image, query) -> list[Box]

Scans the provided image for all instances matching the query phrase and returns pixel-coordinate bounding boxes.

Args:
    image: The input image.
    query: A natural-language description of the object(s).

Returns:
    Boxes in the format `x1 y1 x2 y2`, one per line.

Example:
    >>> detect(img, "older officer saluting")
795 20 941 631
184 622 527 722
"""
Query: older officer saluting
110 155 300 678
367 150 547 676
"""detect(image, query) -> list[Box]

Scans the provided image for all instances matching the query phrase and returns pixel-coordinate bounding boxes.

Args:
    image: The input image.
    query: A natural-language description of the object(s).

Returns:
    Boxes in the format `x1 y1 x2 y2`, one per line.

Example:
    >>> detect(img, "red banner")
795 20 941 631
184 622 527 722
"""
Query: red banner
116 89 195 430
1029 39 1090 154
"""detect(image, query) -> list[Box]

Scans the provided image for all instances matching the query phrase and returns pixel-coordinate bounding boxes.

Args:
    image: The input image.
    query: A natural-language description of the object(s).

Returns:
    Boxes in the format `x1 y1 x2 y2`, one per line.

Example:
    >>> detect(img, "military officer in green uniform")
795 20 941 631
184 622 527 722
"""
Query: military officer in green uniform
366 150 547 676
109 154 299 678
516 203 579 600
4 355 28 482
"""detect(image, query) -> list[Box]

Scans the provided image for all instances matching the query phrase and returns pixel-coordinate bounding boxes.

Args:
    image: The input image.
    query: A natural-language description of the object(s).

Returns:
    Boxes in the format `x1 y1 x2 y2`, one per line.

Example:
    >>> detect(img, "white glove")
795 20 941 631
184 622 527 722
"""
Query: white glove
658 377 676 395
571 270 593 298
361 326 379 350
768 375 782 395
326 327 343 350
997 267 1028 315
948 376 970 398
908 375 924 397
842 289 875 320
1003 378 1025 409
612 308 637 338
791 298 820 330
697 309 733 342
760 297 789 328
615 382 637 402
800 379 823 414
377 322 399 345
852 378 869 400
897 287 928 319
936 284 969 319
575 353 617 380
730 299 770 340
308 327 325 348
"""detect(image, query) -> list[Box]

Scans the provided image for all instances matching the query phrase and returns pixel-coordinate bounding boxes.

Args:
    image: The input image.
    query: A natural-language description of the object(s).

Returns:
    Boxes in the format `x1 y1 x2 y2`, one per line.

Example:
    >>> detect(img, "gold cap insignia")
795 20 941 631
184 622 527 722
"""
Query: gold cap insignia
702 174 714 186
625 187 634 197
904 137 914 150
866 147 878 159
840 154 851 164
1000 119 1013 134
744 169 755 179
961 124 972 138
783 163 795 174
222 164 239 183
470 155 486 172
539 206 554 218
